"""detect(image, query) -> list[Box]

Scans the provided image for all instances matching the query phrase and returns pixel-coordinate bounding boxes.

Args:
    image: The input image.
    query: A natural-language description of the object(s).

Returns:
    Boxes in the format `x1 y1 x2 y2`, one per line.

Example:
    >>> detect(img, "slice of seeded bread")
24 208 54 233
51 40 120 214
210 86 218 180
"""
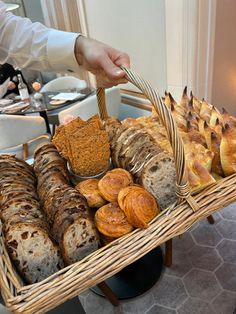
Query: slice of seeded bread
140 152 177 209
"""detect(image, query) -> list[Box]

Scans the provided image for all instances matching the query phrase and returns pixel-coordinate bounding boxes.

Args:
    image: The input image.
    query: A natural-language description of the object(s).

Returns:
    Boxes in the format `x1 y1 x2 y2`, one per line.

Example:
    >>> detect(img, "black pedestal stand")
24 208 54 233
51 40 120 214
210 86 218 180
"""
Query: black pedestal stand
90 247 163 300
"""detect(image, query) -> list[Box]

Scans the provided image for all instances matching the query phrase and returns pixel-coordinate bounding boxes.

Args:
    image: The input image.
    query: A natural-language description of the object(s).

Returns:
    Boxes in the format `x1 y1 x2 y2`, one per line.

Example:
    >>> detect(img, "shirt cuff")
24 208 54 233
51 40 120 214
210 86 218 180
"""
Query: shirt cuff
47 29 82 75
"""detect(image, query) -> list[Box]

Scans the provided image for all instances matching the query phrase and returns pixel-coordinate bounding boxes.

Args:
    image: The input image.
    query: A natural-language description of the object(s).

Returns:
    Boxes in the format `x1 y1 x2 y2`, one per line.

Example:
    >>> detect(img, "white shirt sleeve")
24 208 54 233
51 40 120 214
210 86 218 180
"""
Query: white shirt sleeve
0 1 82 74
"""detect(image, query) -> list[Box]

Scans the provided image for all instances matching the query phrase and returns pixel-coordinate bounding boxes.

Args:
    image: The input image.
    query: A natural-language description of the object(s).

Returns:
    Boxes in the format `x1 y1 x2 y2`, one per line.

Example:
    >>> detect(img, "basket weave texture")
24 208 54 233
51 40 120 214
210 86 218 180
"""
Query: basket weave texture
1 67 236 314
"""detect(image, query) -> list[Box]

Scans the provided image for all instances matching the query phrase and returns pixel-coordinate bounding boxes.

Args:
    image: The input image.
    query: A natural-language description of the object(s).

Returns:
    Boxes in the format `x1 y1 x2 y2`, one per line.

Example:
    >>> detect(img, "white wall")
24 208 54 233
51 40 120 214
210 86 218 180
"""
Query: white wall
83 0 167 95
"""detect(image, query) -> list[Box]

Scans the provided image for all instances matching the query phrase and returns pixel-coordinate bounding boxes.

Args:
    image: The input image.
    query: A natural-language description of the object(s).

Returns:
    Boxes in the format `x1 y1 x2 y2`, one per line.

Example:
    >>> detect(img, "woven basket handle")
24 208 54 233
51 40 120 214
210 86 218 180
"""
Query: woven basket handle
97 66 199 212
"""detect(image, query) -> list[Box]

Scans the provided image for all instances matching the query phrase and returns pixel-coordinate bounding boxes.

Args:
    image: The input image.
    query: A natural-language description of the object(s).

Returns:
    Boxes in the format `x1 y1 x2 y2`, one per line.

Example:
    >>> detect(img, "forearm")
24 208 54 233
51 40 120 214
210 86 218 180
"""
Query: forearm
0 2 81 74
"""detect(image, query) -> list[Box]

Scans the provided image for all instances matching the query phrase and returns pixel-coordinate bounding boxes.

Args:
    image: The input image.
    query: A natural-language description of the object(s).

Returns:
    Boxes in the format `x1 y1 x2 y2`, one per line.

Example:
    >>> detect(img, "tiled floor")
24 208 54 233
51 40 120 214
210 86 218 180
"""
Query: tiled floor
79 203 236 314
1 204 235 314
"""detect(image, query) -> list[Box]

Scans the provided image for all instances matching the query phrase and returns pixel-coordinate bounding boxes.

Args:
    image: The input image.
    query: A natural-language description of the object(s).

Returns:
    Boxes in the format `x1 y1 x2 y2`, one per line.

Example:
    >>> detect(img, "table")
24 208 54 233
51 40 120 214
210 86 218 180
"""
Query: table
0 88 94 133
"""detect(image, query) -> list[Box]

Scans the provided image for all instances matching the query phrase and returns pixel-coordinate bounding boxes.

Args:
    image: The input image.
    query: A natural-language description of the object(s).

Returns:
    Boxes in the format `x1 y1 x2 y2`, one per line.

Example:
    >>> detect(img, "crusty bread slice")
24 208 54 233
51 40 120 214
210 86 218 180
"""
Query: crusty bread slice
140 152 177 209
61 216 99 265
5 222 63 283
112 127 137 167
1 201 41 222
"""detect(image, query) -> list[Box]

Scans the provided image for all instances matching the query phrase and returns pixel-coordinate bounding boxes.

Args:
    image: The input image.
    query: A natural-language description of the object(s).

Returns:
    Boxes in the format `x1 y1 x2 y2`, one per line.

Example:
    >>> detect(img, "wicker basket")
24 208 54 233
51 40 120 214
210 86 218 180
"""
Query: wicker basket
1 67 236 314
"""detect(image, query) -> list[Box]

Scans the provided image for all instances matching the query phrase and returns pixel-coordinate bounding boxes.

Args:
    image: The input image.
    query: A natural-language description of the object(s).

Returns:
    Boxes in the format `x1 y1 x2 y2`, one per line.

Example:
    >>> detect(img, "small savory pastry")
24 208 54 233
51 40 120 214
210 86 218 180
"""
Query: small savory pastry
98 168 133 202
95 202 134 238
76 179 106 208
118 185 160 229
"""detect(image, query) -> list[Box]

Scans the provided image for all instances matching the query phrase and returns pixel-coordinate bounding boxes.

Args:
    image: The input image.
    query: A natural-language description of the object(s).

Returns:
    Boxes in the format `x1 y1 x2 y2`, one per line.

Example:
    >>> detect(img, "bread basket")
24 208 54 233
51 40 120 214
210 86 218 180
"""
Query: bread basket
1 67 236 314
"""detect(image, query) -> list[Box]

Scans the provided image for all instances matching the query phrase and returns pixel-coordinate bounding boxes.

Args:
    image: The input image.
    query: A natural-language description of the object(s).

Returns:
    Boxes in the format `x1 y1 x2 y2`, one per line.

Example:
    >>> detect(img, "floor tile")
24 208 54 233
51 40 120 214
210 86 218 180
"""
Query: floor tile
80 290 120 314
191 223 222 247
172 233 195 252
216 220 236 240
177 297 213 314
164 251 192 278
146 304 175 314
212 291 236 314
120 291 155 314
219 203 236 221
188 245 222 271
215 263 236 291
216 239 236 264
152 275 187 309
183 269 221 301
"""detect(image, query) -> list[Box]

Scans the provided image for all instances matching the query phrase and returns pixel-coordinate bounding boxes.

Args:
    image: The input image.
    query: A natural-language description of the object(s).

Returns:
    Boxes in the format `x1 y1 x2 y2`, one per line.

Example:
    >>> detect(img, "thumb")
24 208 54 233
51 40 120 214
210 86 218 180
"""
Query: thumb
99 56 125 80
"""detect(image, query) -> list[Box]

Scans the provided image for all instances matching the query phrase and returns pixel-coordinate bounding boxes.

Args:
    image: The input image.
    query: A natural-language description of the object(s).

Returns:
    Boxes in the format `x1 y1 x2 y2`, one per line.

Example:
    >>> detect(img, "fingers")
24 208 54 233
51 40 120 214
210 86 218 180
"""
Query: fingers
115 52 130 69
99 55 125 80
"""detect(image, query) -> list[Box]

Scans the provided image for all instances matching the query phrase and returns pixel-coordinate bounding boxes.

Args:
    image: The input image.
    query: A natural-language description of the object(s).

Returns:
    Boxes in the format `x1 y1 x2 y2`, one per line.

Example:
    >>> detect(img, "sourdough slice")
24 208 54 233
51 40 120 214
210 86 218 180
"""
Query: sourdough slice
5 222 63 283
0 155 34 174
4 211 47 234
112 127 137 167
34 151 63 174
1 201 41 222
104 117 122 142
60 216 99 265
119 128 146 168
123 132 154 171
140 152 177 209
0 191 39 207
130 146 162 178
52 195 88 234
33 142 56 158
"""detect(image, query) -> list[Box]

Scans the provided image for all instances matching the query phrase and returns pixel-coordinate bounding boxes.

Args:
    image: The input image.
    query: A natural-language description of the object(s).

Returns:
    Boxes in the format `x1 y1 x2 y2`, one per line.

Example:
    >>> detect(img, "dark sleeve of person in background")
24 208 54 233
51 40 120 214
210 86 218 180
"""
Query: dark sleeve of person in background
0 63 29 96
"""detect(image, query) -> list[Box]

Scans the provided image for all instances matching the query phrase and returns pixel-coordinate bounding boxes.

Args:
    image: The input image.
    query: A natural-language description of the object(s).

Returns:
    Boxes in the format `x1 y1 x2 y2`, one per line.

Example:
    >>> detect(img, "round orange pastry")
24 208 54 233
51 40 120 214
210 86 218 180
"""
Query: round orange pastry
76 179 106 208
95 202 134 238
98 168 133 202
118 185 160 229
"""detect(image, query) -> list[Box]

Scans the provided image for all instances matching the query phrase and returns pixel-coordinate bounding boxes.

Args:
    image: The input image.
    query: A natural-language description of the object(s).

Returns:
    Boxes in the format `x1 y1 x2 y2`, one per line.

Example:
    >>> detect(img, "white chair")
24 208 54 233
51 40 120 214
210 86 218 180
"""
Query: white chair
40 76 87 93
58 87 121 123
0 115 50 160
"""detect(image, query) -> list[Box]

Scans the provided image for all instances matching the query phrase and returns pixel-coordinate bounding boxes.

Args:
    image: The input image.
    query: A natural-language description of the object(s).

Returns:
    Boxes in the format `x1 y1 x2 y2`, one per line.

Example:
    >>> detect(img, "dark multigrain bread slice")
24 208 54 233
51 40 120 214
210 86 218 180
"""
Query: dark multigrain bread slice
59 215 99 265
5 222 63 283
140 152 178 209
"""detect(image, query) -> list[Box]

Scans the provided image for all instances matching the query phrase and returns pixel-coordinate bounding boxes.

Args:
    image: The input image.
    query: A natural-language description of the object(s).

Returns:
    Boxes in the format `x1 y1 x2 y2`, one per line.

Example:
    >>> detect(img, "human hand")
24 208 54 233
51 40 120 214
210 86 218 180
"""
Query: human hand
7 81 16 91
75 36 130 88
